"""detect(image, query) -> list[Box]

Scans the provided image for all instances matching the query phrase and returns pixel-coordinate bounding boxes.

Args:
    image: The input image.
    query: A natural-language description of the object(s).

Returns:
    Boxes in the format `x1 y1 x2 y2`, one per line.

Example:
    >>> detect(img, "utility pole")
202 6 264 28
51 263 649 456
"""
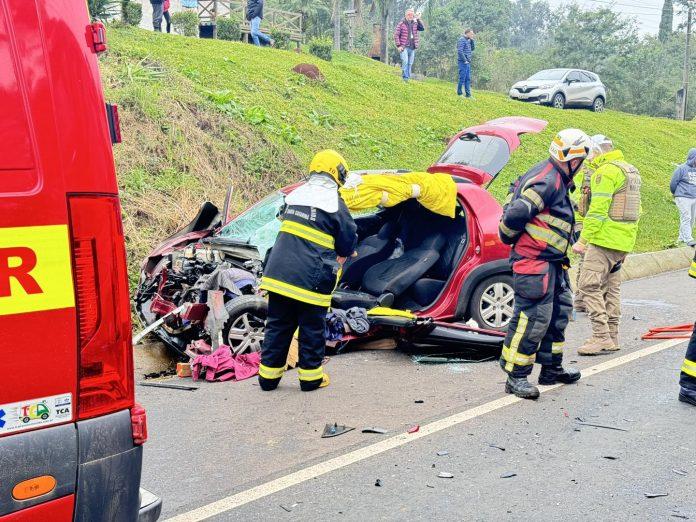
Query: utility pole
679 1 693 120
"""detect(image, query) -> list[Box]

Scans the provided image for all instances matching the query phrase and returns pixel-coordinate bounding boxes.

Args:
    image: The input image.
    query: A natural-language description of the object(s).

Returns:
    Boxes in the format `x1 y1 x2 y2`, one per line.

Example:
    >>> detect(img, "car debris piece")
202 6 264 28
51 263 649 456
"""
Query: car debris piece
644 492 669 499
500 472 517 479
489 444 506 451
279 504 293 512
672 469 688 476
374 479 382 487
576 422 628 432
139 382 198 391
426 484 435 489
414 400 424 404
602 456 618 460
321 423 355 438
133 304 187 345
362 427 388 434
407 425 420 434
437 472 454 479
436 451 449 456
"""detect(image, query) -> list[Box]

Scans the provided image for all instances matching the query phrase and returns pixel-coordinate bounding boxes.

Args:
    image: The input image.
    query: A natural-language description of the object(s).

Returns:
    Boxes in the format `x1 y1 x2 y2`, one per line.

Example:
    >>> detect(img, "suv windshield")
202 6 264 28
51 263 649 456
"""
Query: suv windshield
218 191 284 257
528 69 567 81
436 134 511 176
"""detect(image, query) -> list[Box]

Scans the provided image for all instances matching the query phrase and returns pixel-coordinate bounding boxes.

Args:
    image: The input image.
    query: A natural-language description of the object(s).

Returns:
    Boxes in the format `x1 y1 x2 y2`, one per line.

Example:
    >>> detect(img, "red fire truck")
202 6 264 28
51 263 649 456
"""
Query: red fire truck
0 1 161 520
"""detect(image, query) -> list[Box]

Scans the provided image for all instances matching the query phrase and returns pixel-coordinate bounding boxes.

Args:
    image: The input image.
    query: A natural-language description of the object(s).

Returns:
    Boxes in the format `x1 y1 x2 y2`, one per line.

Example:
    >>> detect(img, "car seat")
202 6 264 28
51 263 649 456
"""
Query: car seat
340 222 397 288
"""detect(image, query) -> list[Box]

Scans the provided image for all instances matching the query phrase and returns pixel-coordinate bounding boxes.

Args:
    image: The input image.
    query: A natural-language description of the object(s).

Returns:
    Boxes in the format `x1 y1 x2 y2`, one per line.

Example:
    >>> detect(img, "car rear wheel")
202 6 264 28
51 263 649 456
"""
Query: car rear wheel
592 97 605 112
552 93 565 110
222 295 268 355
469 275 514 332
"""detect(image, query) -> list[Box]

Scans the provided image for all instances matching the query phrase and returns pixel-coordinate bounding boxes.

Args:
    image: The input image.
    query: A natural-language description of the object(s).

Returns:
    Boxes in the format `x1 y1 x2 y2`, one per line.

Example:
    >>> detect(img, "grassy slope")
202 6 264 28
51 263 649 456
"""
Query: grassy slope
103 27 696 280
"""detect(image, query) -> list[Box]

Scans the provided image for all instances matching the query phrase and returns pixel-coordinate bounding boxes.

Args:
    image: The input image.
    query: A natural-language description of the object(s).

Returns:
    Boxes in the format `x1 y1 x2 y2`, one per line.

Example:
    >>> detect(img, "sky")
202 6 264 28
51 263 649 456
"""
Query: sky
547 0 686 35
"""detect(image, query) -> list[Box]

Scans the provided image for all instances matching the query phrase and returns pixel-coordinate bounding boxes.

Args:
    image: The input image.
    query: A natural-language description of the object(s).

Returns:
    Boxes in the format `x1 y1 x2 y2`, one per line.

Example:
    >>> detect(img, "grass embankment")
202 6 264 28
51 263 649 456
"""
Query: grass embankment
101 27 696 283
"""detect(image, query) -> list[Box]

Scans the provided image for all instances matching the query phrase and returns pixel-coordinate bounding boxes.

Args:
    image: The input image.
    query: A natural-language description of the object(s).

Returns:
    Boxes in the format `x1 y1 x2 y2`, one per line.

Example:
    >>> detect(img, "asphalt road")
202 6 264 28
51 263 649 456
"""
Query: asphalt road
137 269 696 521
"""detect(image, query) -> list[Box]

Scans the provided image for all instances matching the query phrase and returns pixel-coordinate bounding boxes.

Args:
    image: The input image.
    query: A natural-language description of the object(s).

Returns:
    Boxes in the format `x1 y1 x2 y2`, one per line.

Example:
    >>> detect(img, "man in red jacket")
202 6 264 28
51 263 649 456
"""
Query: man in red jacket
394 9 424 82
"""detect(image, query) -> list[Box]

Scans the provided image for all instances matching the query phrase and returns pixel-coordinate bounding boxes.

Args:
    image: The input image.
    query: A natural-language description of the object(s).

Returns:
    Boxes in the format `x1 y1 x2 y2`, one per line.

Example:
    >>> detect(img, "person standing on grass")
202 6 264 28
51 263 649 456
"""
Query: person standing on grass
457 29 476 98
150 0 164 32
394 9 424 82
163 0 171 33
247 0 273 47
670 148 696 247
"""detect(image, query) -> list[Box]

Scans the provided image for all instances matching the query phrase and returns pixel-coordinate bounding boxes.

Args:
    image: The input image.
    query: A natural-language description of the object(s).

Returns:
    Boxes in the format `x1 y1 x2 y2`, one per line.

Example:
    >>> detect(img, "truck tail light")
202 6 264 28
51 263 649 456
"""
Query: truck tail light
68 195 134 420
106 103 122 144
131 403 148 445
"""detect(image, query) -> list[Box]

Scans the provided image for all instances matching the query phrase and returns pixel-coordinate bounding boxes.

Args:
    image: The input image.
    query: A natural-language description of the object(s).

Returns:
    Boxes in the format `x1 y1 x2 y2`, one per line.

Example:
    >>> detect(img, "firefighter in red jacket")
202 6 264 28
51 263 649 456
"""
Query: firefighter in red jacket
258 150 357 392
679 250 696 406
498 129 592 399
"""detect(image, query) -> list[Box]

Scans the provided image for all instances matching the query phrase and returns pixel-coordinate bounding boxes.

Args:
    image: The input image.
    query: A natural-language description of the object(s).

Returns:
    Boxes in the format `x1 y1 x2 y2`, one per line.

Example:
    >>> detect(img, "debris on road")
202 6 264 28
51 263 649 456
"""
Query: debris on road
139 382 198 391
576 422 628 432
603 456 619 460
488 444 506 451
374 479 382 487
426 484 435 489
436 451 449 456
407 425 420 434
321 423 355 438
362 427 388 434
672 469 688 476
280 504 292 513
500 472 517 479
644 492 669 498
437 472 454 479
176 362 192 378
414 400 425 404
192 346 260 382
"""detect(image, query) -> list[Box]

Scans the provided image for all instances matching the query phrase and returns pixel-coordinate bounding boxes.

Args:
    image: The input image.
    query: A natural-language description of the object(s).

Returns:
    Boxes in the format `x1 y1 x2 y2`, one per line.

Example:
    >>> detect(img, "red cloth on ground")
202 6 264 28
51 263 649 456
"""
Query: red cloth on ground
192 346 261 382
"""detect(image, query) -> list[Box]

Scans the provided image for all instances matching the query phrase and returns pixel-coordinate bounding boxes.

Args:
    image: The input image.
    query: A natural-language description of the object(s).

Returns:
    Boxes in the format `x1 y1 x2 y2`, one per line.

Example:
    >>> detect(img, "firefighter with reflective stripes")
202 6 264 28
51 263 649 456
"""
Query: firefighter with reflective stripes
498 129 592 399
679 250 696 406
573 136 641 355
258 150 357 391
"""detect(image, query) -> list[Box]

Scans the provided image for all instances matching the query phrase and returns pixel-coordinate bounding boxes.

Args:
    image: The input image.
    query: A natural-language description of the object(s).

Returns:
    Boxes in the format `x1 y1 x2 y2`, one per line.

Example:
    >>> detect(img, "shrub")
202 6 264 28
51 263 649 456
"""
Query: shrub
309 37 333 61
217 16 242 41
171 11 199 37
121 0 142 26
88 0 119 21
270 29 292 50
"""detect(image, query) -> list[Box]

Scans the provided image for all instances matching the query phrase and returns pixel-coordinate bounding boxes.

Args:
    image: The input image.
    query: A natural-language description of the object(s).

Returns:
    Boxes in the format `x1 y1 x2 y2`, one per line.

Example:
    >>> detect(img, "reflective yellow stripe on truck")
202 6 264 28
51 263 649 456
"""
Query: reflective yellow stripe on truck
0 225 74 316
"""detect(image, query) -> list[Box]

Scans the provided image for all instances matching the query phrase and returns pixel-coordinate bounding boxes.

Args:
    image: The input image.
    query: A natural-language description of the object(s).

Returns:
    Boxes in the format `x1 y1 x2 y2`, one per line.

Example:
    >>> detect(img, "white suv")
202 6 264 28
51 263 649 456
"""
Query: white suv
509 68 607 112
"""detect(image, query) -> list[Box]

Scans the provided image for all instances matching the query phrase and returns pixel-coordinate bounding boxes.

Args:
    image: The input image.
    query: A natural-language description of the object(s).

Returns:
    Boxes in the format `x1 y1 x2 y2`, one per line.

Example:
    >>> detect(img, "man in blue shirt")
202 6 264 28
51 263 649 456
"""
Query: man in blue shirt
457 29 476 98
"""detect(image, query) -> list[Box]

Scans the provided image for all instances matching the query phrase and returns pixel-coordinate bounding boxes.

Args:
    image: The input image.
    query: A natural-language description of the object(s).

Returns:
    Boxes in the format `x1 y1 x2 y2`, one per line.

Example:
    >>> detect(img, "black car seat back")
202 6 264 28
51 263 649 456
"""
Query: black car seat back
340 221 396 288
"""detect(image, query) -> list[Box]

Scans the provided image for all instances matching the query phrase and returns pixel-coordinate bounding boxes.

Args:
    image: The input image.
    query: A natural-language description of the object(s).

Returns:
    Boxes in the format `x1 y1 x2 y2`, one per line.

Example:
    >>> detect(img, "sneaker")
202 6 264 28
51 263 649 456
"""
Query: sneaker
577 337 616 356
688 240 696 247
504 375 540 400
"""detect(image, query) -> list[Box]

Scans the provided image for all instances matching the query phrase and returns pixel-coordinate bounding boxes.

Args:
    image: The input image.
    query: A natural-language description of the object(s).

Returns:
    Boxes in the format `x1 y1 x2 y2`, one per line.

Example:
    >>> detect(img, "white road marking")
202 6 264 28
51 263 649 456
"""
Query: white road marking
166 338 686 522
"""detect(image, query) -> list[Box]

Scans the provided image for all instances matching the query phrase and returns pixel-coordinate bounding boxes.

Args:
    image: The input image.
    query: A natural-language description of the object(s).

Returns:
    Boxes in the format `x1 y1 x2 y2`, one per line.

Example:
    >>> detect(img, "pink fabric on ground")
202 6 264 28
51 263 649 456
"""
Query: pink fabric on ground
192 346 261 382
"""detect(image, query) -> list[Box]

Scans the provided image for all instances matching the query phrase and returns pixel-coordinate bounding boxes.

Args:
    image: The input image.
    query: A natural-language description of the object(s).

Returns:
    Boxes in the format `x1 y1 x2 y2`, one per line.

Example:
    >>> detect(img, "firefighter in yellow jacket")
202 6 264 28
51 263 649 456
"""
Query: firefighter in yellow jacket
258 150 357 392
680 250 696 406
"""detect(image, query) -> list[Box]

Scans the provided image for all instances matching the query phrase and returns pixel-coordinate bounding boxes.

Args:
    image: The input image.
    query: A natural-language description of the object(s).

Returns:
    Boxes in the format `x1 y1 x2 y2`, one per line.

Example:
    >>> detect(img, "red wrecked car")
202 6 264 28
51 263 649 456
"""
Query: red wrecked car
134 117 548 356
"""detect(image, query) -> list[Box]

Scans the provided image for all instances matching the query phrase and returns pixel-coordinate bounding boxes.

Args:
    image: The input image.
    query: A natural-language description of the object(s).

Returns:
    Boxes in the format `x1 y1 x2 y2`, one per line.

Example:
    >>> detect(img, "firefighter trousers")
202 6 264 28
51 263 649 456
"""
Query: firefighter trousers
680 321 696 392
258 292 327 391
500 260 573 378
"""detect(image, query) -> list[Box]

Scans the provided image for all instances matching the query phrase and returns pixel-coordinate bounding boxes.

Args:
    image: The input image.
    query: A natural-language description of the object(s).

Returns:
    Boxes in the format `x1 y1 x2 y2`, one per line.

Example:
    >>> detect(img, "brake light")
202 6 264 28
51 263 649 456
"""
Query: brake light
68 196 134 420
106 103 122 144
131 403 148 445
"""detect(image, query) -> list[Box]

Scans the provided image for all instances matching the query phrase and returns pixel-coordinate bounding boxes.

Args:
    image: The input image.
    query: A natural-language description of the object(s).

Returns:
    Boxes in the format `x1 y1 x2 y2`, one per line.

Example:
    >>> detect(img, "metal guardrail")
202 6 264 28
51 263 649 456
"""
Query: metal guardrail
198 1 303 42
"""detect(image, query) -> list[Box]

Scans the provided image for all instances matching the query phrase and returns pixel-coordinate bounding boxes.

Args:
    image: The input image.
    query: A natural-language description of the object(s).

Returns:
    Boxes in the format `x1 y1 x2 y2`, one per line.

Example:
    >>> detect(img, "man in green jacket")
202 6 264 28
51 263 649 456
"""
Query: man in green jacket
573 137 641 355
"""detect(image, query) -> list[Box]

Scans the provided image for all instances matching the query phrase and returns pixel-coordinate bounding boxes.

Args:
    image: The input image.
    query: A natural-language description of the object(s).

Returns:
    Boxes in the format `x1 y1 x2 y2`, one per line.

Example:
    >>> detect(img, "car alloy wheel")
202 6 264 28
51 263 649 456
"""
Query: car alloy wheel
478 281 514 329
226 312 265 355
552 93 565 110
592 97 605 112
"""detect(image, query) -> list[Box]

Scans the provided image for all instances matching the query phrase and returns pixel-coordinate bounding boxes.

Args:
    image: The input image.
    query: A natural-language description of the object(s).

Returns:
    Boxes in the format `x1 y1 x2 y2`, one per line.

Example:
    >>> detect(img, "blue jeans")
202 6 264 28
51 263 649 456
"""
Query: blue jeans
457 62 471 96
400 47 415 80
250 16 271 46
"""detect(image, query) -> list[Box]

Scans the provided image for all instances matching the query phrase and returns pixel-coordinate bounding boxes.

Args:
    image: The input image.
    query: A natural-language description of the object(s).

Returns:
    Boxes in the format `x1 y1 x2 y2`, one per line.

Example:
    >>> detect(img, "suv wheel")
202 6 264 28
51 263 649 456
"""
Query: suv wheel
222 295 268 355
552 93 565 110
592 97 605 112
469 275 514 332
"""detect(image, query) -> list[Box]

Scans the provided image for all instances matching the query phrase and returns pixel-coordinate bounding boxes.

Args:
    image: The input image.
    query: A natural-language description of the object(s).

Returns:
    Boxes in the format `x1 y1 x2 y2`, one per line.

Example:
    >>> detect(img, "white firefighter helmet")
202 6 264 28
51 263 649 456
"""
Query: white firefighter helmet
549 129 592 163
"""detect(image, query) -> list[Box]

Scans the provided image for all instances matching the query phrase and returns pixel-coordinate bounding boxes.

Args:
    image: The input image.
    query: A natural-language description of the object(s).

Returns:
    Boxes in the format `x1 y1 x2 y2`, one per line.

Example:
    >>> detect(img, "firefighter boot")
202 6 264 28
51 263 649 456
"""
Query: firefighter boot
505 376 540 400
299 371 330 392
679 387 696 406
538 365 581 385
577 337 616 356
609 327 620 351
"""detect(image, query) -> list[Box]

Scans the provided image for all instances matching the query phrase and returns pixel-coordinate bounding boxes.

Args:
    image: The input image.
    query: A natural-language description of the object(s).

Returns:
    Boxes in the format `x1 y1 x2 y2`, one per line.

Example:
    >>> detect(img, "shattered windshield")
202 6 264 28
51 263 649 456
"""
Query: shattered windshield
436 134 511 177
218 192 284 258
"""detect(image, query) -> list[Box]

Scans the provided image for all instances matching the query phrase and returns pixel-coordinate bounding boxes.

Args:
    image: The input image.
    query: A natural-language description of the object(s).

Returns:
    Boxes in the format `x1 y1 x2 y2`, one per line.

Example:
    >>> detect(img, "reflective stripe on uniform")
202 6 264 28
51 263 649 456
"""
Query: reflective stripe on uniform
525 223 569 253
591 192 614 199
279 221 335 250
503 312 531 372
298 366 324 381
552 342 564 354
259 364 285 380
682 358 696 378
499 221 519 238
536 214 572 234
522 188 545 211
585 213 608 221
689 261 696 279
260 276 332 307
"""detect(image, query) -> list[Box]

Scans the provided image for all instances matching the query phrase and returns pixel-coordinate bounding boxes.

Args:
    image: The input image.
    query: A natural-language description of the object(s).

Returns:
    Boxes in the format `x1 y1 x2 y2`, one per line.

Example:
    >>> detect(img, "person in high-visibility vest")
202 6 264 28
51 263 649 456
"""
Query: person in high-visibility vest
258 150 357 392
680 250 696 406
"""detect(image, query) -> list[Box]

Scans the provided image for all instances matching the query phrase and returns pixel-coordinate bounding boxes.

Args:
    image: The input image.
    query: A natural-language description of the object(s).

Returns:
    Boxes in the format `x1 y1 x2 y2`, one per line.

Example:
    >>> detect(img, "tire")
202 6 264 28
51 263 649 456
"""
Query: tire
468 275 514 332
552 92 565 110
592 97 605 112
41 413 49 420
22 417 30 424
221 295 268 355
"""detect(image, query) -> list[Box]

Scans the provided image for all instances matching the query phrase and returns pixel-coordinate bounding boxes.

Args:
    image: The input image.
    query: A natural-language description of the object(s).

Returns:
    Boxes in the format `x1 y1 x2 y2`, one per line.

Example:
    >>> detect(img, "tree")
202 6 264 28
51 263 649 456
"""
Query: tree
449 0 513 47
509 0 552 51
660 0 674 42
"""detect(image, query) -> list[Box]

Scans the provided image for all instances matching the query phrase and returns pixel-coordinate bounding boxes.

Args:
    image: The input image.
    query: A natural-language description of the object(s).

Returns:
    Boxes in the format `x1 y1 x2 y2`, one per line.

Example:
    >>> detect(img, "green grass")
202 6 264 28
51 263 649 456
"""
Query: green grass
102 27 696 279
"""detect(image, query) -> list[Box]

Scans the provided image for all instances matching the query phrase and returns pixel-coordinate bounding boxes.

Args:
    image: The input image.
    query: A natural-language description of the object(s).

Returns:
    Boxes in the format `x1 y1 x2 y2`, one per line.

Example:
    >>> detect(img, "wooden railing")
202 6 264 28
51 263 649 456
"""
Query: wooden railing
198 1 303 43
